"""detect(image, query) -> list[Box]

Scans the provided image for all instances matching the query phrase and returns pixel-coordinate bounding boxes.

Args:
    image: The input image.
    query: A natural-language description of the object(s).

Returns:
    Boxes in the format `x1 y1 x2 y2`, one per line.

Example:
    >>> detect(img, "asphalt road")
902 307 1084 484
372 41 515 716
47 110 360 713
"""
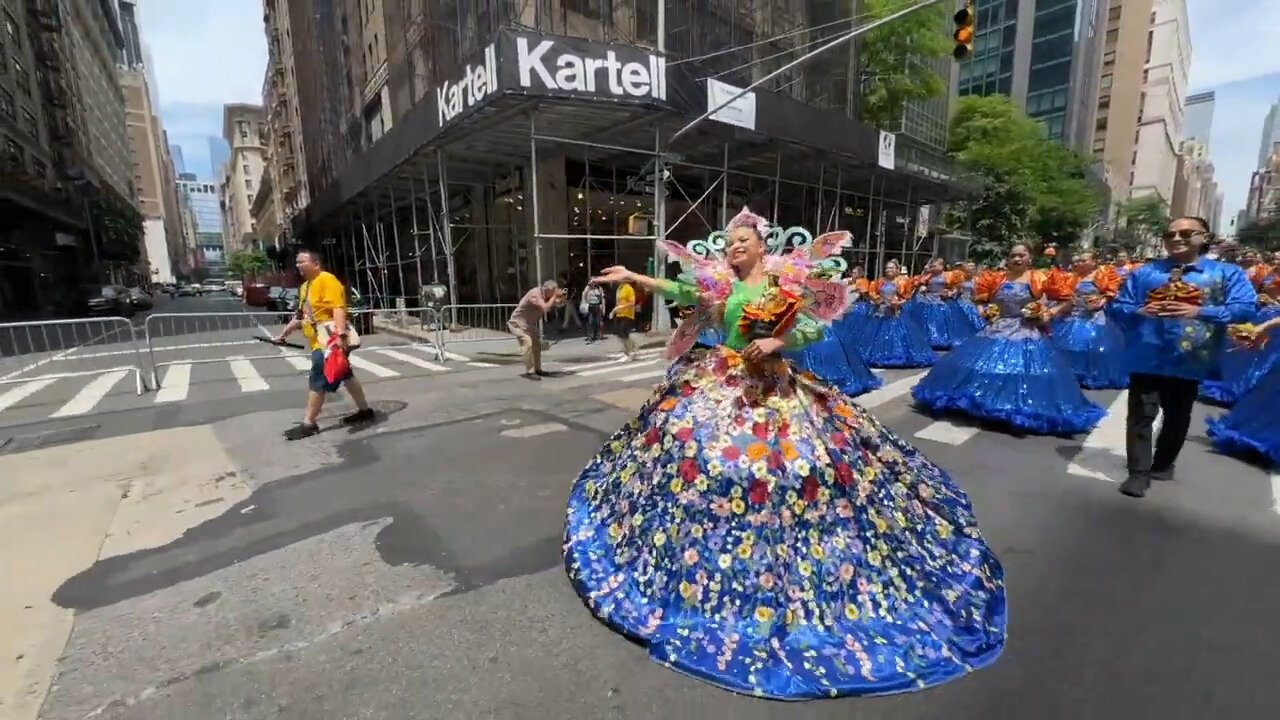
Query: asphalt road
4 360 1279 720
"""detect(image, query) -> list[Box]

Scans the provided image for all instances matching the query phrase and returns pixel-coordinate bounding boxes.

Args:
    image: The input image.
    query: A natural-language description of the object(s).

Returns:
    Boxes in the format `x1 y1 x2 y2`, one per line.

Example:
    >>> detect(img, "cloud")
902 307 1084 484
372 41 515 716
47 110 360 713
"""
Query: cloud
1199 74 1280 230
138 0 265 179
1187 0 1280 89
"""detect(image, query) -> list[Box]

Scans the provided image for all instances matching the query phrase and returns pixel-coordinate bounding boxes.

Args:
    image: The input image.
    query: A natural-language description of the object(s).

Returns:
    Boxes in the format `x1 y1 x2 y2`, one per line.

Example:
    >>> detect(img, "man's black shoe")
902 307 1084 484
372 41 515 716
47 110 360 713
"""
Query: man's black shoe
284 423 320 441
341 408 376 425
1119 475 1150 498
522 372 541 381
1150 465 1176 482
535 370 551 377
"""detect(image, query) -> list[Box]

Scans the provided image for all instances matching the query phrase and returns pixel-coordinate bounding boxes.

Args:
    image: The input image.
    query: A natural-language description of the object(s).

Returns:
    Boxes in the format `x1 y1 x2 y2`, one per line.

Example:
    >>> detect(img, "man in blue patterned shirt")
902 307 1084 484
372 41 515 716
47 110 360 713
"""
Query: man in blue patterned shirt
1111 216 1257 499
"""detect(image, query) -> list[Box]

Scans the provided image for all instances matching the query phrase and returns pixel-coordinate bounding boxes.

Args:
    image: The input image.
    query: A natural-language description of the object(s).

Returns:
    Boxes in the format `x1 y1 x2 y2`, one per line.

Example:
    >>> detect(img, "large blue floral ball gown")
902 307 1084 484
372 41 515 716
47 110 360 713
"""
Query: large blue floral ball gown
912 270 1106 436
908 271 976 350
1049 267 1128 390
847 276 935 368
1199 300 1280 405
1207 357 1280 465
565 243 1005 699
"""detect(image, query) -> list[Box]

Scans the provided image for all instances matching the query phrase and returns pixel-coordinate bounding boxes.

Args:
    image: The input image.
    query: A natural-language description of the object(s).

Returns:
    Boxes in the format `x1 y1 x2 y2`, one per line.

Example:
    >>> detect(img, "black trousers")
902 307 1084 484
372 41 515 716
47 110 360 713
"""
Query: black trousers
1125 372 1200 478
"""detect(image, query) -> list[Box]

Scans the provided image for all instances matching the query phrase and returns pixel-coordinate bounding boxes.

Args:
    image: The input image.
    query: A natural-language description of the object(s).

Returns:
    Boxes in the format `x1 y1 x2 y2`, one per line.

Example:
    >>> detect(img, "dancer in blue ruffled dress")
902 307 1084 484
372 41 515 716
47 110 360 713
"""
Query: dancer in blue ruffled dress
912 244 1106 436
851 260 935 368
566 208 1006 700
954 261 985 332
1047 253 1129 389
908 258 976 350
1207 314 1280 465
1199 273 1280 405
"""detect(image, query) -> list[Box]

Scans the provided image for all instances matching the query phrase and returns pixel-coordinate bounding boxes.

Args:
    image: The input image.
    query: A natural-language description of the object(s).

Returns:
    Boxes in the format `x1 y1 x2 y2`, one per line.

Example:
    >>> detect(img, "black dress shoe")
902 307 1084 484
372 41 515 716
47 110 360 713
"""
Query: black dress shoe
1150 465 1175 482
1119 475 1150 498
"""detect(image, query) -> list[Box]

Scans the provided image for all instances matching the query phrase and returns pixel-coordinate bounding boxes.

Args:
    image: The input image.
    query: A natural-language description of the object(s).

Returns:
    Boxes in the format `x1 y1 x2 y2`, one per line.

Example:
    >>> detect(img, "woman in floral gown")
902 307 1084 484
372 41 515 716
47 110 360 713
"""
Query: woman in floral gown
1048 253 1128 390
912 244 1106 436
564 209 1006 700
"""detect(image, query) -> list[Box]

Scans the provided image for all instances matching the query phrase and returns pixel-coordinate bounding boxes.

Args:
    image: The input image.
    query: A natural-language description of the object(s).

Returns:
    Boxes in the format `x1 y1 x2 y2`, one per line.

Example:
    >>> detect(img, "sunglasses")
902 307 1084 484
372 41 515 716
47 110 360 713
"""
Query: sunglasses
1162 229 1206 240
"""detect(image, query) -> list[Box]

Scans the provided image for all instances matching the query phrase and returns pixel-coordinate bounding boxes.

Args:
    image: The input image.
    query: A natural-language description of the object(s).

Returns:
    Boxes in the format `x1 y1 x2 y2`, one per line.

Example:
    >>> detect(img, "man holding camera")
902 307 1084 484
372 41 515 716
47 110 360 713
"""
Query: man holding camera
273 250 374 440
508 279 566 380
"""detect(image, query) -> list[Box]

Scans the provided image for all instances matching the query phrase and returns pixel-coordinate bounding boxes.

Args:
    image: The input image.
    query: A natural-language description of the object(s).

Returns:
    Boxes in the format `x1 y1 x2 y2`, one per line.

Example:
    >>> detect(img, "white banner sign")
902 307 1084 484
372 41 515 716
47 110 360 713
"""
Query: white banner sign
706 79 757 131
878 131 896 170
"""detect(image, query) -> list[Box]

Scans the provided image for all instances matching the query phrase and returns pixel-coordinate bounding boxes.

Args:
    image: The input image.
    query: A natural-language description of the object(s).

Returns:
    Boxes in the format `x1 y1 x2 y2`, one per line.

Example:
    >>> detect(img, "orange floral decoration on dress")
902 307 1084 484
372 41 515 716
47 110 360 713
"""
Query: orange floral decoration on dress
972 269 1061 322
865 276 916 304
1246 263 1272 290
1145 267 1203 305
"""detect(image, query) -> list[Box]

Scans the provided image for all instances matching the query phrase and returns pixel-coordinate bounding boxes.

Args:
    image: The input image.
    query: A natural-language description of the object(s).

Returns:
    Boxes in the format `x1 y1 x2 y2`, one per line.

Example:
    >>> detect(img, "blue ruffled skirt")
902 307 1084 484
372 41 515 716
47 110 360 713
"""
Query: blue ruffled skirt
844 308 936 368
1199 307 1280 405
909 298 976 350
1049 313 1129 390
564 346 1007 699
957 300 985 332
785 323 882 398
1206 362 1280 465
911 320 1106 435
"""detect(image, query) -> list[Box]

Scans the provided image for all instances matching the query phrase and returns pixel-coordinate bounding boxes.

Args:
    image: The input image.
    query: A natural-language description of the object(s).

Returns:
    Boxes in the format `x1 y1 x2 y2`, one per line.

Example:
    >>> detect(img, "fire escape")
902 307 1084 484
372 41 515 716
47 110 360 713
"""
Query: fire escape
28 0 80 185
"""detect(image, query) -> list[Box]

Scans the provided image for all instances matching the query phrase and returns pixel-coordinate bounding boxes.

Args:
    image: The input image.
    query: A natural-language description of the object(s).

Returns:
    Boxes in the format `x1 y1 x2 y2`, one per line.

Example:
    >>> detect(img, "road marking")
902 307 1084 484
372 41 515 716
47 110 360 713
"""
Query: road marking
558 350 662 372
856 372 926 409
443 351 471 362
60 340 259 360
374 349 447 372
348 354 399 377
50 370 128 417
1066 391 1162 483
154 363 192 403
467 361 499 368
1271 472 1280 516
500 422 567 437
0 377 58 412
228 356 269 392
617 369 666 383
915 419 981 445
279 353 311 370
575 358 664 377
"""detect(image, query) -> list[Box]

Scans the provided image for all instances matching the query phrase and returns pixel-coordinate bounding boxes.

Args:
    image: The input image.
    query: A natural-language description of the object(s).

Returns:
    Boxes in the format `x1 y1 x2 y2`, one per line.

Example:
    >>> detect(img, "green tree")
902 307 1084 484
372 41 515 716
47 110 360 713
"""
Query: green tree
947 95 1105 260
225 249 271 281
1111 196 1169 252
858 0 951 131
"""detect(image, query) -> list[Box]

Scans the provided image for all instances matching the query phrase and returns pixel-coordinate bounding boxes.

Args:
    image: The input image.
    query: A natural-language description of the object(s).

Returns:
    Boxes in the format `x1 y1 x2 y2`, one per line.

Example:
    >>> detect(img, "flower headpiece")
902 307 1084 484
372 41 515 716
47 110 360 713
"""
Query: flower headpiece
725 206 771 240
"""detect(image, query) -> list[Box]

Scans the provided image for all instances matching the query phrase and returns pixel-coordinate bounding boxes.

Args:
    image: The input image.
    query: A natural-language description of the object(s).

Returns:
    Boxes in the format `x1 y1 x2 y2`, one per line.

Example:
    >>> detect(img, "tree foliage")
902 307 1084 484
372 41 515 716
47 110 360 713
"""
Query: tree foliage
1111 196 1170 252
225 249 271 280
859 0 951 131
946 95 1105 263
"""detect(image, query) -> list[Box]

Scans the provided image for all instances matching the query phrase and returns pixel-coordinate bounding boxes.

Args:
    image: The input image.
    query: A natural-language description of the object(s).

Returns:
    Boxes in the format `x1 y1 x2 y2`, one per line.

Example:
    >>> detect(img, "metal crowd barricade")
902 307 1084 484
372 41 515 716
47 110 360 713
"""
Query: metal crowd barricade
0 316 148 394
144 308 448 388
434 304 519 355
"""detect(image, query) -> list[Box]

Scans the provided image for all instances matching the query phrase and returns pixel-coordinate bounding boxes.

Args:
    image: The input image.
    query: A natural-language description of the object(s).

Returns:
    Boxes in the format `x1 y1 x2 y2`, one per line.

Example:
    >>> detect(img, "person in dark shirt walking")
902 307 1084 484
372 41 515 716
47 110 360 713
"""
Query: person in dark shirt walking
1110 216 1257 498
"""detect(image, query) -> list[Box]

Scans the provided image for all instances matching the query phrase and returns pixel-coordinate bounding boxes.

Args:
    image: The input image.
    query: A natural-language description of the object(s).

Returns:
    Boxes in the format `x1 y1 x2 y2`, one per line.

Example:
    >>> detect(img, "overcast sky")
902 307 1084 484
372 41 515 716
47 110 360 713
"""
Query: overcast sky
140 0 1280 230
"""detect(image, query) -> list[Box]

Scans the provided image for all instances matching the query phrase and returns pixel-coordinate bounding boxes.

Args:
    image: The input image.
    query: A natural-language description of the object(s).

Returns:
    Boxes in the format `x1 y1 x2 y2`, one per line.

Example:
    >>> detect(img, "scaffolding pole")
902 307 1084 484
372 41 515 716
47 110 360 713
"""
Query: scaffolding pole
530 112 543 288
720 143 729 227
390 185 406 300
436 150 459 324
422 166 441 284
408 174 424 292
652 124 670 332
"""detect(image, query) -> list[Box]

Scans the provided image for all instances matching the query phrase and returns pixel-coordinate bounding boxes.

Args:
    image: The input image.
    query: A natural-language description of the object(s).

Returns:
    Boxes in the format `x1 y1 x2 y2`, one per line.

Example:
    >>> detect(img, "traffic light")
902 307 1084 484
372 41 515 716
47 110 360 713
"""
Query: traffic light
953 2 975 60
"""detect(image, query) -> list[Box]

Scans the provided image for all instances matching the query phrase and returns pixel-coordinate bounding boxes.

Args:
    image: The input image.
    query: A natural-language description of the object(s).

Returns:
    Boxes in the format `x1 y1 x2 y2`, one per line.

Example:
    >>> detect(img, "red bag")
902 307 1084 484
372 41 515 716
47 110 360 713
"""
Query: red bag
323 336 350 383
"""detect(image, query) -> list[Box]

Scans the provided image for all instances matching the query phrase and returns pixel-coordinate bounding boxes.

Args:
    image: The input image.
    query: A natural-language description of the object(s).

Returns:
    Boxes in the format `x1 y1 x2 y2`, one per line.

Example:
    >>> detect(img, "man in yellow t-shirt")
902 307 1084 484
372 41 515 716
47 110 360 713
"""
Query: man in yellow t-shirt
610 281 638 360
273 250 373 440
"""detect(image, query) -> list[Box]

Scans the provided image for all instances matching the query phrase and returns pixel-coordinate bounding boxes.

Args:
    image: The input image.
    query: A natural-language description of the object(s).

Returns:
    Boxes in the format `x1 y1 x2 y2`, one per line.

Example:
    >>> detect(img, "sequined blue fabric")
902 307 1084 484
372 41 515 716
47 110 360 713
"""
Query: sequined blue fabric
564 346 1007 699
955 281 986 332
908 275 976 350
784 316 882 397
1049 280 1129 390
1207 360 1280 465
1199 305 1280 405
911 282 1106 436
845 282 935 368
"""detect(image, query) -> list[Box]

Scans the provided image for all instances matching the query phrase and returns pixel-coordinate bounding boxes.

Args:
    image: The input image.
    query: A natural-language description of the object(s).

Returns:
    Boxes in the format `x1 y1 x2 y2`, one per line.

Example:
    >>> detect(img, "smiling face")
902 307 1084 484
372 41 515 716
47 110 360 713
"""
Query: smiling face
1162 217 1208 258
726 226 765 271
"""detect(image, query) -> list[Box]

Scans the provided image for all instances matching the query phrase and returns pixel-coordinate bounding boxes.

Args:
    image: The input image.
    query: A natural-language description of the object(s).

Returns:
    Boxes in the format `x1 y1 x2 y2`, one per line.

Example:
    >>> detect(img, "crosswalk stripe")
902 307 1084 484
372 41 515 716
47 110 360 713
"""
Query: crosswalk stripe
467 361 499 368
576 358 664 377
374 349 447 372
915 419 981 445
559 351 662 372
407 344 447 361
51 370 128 417
0 378 58 412
349 354 399 377
154 363 192 403
443 351 471 362
855 372 926 409
279 353 310 370
228 357 268 392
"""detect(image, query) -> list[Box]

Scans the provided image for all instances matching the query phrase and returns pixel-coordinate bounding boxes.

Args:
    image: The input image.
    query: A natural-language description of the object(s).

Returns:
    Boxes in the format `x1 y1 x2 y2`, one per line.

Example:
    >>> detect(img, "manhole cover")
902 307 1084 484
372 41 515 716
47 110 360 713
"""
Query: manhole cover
0 424 101 455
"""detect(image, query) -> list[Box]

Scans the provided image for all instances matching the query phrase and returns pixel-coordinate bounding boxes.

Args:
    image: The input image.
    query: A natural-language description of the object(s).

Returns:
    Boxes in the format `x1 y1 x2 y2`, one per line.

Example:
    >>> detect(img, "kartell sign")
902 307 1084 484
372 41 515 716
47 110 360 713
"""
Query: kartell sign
430 30 671 131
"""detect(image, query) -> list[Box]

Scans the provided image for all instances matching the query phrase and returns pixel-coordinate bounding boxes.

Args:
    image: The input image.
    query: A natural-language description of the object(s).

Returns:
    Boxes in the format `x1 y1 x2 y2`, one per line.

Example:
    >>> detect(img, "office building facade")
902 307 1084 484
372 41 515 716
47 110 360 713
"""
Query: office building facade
178 178 226 275
1257 99 1280 170
261 0 309 244
1182 90 1213 149
219 103 267 252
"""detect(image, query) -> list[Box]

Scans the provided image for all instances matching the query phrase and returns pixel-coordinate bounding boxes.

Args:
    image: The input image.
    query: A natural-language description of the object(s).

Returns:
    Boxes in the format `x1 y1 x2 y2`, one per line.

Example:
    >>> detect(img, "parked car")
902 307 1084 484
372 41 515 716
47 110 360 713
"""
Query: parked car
177 283 202 297
203 279 226 293
127 287 153 311
83 285 135 317
264 286 289 312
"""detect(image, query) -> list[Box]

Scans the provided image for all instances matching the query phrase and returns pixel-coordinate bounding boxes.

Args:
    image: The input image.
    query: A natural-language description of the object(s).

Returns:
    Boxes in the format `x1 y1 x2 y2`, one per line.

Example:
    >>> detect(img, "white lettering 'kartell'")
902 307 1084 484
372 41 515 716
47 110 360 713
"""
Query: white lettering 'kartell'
516 37 666 101
437 44 498 126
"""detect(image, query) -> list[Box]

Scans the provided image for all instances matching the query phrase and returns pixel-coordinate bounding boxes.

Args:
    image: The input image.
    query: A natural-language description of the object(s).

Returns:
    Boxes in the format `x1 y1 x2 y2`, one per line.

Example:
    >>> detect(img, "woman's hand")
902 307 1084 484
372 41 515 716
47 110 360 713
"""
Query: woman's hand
742 337 786 362
593 266 633 285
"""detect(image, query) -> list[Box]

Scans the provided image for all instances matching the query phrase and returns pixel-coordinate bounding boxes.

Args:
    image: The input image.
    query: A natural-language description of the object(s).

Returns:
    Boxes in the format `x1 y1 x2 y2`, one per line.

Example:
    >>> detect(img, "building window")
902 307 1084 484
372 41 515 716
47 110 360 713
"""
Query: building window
5 137 23 168
12 56 27 94
564 0 603 20
635 0 656 43
1100 74 1112 89
0 88 12 119
243 163 250 173
20 107 35 136
245 177 253 189
33 157 46 179
3 11 17 43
